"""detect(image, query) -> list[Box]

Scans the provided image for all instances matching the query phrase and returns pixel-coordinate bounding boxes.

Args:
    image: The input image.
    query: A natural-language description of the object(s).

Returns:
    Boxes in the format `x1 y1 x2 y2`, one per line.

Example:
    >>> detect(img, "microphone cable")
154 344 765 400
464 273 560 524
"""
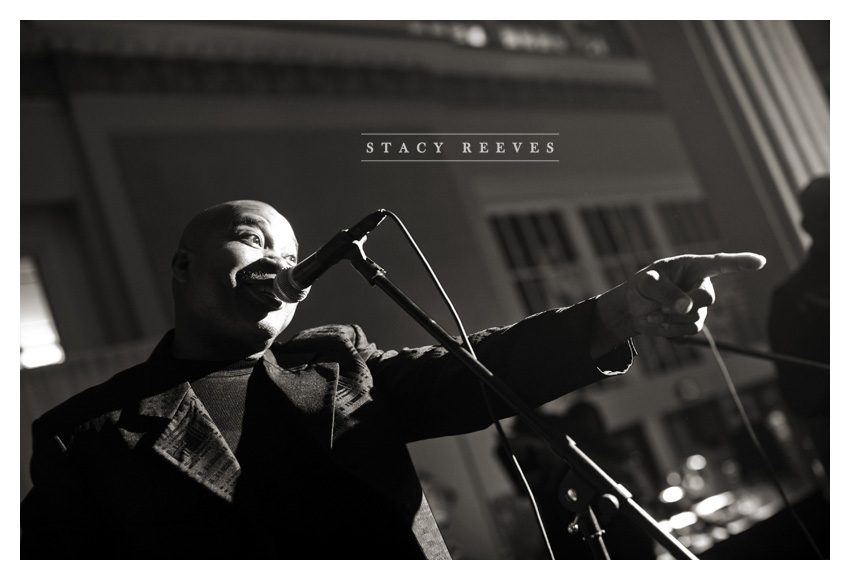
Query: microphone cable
700 324 825 559
373 213 825 560
381 210 557 560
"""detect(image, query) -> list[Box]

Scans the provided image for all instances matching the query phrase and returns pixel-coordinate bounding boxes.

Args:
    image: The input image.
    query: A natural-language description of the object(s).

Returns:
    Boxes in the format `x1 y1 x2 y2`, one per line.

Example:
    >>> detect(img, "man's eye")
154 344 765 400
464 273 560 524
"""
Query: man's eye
241 233 263 247
283 255 297 265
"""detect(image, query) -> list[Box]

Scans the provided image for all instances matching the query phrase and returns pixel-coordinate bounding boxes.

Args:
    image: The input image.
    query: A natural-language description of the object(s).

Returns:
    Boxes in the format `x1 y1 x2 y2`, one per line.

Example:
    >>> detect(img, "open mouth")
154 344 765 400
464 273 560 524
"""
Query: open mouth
241 277 284 309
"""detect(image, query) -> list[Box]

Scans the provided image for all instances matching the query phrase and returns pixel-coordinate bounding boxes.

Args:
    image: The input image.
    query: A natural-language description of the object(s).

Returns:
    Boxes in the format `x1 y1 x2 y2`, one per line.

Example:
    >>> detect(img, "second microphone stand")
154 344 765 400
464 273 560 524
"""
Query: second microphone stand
342 239 697 560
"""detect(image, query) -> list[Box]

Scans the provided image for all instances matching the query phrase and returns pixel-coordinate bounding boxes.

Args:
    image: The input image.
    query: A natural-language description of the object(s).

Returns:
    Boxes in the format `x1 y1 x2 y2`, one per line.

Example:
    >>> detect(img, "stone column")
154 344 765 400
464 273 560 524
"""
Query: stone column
630 20 829 270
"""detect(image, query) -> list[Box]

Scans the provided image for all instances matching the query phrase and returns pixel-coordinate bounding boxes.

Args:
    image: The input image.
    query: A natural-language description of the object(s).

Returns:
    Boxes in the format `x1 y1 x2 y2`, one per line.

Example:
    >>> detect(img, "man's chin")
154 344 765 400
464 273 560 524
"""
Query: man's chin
218 322 287 358
254 310 295 340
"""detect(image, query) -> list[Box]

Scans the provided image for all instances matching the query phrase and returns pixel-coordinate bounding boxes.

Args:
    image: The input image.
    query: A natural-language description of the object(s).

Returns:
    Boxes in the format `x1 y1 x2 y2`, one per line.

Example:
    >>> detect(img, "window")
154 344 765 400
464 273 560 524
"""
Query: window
489 211 592 314
20 256 65 368
656 199 720 249
656 199 763 345
490 203 703 378
579 204 702 375
580 205 657 286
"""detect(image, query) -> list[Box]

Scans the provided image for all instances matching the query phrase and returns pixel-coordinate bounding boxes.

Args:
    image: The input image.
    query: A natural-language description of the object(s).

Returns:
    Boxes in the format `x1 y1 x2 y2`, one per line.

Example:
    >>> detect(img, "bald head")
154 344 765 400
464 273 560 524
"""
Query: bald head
169 200 301 360
177 200 296 255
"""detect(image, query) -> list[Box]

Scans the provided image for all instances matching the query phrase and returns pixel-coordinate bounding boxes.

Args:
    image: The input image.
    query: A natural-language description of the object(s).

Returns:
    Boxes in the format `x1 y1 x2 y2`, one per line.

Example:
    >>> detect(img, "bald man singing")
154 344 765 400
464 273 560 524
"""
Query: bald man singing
21 200 765 560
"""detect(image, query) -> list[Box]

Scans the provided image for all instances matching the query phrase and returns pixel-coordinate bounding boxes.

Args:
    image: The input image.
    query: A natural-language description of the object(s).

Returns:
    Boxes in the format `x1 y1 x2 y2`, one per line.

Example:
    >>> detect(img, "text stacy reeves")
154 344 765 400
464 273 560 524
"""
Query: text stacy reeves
365 141 556 155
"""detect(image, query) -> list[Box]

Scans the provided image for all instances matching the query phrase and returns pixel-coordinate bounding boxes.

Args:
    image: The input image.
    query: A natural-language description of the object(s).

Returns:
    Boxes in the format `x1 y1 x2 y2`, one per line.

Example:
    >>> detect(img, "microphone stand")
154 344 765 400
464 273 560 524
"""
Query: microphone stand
342 240 697 560
671 336 829 371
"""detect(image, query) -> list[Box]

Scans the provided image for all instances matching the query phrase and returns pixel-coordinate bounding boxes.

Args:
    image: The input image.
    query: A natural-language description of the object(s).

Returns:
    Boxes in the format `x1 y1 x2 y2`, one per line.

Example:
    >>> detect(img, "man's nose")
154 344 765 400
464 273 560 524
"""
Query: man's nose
260 251 290 272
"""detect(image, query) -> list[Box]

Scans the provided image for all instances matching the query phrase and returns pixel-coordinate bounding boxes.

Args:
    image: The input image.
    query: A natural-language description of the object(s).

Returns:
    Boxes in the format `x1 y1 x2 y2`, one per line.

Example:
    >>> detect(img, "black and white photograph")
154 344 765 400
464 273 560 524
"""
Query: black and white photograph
17 14 833 565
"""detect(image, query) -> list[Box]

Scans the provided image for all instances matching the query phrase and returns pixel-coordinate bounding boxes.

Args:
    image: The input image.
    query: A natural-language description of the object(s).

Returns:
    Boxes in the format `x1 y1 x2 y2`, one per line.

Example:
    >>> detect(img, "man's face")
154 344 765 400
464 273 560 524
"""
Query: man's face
174 201 300 353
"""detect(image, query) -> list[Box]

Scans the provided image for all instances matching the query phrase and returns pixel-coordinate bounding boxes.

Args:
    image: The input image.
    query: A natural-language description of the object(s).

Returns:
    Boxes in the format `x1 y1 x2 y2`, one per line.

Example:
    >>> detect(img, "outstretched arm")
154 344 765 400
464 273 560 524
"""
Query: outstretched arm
360 252 766 442
590 252 767 359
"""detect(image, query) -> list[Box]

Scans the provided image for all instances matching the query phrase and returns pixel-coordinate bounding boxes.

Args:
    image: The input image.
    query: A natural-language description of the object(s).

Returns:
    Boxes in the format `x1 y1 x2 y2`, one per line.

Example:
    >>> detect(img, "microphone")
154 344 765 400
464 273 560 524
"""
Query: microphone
273 210 388 303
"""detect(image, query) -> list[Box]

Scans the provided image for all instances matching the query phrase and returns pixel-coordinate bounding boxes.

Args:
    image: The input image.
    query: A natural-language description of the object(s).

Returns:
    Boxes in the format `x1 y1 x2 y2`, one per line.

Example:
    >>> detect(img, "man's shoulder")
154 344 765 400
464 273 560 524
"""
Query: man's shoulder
281 323 367 347
34 359 153 432
270 323 378 364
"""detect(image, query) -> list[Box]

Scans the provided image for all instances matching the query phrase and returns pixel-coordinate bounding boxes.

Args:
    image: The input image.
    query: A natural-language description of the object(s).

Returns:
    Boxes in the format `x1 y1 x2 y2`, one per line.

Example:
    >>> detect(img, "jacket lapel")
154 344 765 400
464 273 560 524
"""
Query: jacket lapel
146 384 242 503
116 334 244 504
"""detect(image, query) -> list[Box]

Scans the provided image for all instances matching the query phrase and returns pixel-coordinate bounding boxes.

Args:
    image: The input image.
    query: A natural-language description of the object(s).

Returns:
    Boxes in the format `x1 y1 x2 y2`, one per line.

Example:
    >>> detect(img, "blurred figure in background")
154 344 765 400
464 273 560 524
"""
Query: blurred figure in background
768 176 830 478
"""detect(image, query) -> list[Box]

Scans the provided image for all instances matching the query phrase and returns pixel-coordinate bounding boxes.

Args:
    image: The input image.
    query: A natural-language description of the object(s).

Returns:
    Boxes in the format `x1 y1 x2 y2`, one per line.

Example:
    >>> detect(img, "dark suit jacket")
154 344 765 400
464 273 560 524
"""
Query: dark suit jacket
20 299 633 559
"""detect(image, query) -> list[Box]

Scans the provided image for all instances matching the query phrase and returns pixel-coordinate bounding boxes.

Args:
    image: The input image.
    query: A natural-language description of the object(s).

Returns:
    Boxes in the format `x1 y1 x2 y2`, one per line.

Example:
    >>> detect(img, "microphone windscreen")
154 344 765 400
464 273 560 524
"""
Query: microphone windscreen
273 270 311 303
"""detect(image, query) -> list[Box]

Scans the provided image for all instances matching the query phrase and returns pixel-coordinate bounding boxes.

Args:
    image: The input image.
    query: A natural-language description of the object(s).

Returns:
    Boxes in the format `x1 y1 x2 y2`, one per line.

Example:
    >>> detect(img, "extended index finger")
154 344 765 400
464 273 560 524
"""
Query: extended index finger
685 252 767 280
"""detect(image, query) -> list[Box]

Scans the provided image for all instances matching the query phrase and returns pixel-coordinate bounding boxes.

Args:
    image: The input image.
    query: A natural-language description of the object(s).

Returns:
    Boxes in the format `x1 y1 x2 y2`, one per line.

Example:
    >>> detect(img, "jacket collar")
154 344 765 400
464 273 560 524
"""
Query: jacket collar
123 331 341 503
133 330 189 421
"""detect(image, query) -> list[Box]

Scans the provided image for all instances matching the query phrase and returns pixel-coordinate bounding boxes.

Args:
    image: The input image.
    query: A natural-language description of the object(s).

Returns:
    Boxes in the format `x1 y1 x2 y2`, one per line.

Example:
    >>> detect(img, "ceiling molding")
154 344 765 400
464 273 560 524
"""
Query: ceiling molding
23 21 654 88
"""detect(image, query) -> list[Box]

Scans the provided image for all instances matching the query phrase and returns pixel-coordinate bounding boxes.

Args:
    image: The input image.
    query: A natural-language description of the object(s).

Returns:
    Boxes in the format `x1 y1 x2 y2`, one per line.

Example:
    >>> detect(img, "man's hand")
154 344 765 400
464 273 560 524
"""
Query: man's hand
590 253 766 359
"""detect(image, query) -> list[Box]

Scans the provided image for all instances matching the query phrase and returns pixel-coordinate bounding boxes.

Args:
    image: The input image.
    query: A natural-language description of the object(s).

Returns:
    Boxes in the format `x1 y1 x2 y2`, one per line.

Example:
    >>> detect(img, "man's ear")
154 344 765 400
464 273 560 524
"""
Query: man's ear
171 249 191 283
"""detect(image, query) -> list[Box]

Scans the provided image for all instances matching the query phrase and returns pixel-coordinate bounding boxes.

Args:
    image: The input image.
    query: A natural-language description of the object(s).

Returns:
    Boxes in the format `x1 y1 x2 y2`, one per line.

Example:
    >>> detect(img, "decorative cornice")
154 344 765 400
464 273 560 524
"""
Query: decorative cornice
22 21 653 83
22 52 663 113
21 21 661 110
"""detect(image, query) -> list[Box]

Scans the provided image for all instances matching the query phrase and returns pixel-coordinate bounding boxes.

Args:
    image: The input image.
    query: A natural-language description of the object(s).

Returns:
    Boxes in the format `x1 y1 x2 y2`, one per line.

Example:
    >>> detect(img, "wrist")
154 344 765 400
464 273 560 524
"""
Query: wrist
590 284 635 360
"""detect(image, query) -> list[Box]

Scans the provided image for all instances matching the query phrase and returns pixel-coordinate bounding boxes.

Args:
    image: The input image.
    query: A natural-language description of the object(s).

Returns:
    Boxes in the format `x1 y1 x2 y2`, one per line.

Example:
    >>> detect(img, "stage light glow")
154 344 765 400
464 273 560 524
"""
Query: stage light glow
660 486 685 503
693 492 735 516
686 454 707 471
683 473 705 492
668 511 698 530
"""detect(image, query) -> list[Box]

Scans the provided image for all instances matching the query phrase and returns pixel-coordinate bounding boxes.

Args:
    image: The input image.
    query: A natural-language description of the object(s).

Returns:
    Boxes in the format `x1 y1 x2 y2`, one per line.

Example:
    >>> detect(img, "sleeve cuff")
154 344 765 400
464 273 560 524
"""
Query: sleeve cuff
594 338 637 376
